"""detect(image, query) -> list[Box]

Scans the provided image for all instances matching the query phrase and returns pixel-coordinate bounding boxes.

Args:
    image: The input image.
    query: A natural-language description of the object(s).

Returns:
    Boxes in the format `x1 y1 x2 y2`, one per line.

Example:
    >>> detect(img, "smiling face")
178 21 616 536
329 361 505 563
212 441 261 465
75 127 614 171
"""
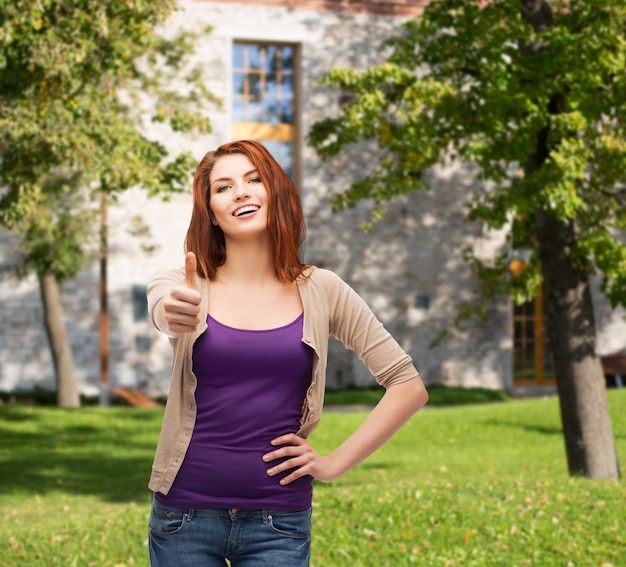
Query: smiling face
187 140 306 282
208 153 269 240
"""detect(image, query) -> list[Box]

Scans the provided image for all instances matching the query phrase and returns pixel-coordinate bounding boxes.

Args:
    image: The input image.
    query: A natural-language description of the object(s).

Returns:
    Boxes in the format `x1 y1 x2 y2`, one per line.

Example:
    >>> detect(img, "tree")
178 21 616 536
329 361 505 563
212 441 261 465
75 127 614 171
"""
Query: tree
309 0 625 479
0 1 216 406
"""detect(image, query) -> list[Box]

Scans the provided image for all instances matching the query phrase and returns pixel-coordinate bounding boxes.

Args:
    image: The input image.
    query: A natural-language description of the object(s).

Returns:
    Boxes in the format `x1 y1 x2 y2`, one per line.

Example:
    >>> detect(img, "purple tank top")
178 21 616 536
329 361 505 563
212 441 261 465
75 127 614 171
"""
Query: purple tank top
156 312 314 511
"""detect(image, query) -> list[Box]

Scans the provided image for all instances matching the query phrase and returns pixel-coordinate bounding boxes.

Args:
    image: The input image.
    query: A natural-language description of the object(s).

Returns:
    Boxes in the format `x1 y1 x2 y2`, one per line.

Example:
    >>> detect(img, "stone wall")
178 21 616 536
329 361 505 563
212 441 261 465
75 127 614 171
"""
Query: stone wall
1 0 623 398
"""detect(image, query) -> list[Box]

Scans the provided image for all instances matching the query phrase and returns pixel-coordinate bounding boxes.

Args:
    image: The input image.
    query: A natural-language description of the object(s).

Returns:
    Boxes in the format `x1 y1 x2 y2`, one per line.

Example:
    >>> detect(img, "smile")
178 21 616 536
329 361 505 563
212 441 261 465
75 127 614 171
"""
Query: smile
233 205 260 217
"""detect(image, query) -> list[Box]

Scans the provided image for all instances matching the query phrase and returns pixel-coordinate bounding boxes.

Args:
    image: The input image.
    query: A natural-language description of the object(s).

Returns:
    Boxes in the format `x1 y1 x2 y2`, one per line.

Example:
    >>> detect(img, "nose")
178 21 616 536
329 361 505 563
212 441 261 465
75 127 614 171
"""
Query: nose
233 182 250 201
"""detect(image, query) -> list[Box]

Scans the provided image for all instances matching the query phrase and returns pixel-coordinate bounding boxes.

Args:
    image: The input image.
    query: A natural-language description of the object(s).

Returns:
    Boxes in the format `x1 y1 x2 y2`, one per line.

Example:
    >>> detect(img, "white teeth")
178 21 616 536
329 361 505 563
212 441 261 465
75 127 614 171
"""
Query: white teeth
233 206 259 217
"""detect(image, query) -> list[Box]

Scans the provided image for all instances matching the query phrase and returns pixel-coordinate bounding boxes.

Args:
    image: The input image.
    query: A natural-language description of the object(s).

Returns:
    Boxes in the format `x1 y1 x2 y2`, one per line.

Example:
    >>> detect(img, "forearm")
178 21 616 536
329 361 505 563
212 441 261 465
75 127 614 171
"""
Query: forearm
327 377 428 479
264 377 427 484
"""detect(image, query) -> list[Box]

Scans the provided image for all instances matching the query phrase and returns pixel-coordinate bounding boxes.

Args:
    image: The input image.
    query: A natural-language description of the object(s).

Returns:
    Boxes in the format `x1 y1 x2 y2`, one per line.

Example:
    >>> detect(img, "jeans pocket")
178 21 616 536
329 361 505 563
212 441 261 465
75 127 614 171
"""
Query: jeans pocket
266 509 311 540
149 502 190 536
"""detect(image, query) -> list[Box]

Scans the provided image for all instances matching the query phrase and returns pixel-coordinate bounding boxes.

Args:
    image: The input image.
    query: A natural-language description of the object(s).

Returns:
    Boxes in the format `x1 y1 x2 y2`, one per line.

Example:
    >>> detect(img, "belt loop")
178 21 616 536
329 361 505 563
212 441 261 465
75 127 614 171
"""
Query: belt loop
186 508 194 522
262 510 270 524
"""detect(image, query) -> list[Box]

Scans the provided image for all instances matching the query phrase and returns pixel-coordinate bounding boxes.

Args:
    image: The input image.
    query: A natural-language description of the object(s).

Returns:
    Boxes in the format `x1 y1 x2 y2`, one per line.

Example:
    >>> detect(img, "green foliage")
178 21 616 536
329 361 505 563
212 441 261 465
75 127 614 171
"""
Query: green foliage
309 0 626 310
0 0 217 280
0 389 624 566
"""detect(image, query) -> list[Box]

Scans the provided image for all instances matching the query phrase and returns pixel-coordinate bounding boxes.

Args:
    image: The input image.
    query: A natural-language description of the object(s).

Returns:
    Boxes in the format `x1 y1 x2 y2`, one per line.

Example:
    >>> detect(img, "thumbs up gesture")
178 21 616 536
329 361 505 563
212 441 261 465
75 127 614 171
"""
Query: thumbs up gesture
185 251 199 291
162 252 202 336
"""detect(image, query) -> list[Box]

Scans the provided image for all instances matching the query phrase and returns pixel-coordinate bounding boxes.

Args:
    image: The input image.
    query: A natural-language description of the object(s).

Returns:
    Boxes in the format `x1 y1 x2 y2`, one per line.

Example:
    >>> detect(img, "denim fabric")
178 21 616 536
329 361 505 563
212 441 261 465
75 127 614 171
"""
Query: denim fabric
148 499 311 566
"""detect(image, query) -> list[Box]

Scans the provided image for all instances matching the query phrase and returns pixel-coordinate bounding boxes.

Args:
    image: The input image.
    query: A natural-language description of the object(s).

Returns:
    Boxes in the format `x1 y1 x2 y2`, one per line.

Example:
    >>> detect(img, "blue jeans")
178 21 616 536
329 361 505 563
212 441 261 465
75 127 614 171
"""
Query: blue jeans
148 499 311 566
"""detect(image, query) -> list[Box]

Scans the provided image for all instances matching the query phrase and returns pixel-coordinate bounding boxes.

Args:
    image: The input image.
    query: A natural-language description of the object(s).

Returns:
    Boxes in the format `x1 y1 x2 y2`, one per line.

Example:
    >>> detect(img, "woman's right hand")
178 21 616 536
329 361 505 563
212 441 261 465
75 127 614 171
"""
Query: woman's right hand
162 252 202 336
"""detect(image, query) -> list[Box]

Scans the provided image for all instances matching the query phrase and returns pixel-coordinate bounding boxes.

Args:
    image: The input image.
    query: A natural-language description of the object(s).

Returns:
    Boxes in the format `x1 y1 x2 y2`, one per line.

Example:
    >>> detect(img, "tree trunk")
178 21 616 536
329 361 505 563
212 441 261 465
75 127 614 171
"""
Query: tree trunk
38 272 80 408
520 0 619 479
534 210 620 479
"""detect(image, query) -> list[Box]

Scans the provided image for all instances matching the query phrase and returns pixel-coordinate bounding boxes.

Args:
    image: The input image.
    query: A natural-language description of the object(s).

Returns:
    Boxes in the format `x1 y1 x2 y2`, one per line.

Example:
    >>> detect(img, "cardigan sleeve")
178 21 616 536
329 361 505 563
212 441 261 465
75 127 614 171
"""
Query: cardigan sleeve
146 268 186 334
319 269 420 388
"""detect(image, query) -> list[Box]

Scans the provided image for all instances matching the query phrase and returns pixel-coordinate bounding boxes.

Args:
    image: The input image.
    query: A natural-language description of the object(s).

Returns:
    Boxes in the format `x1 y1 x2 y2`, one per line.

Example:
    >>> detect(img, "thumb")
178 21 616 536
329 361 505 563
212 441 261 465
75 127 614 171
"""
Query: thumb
185 251 198 290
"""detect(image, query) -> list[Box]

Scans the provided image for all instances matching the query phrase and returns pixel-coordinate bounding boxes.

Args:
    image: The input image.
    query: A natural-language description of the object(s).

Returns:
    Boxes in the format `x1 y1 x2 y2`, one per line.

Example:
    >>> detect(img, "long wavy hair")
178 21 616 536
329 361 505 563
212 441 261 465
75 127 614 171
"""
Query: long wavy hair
185 140 308 282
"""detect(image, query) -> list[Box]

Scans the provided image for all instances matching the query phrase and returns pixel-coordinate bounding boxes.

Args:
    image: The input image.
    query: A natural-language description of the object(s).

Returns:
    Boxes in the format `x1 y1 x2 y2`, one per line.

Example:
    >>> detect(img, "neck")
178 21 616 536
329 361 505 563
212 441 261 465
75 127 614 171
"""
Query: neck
218 238 276 284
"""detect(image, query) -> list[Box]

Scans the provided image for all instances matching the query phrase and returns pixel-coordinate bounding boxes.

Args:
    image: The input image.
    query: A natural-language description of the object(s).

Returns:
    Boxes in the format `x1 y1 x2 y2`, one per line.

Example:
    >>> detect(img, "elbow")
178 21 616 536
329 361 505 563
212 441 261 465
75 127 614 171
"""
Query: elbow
406 375 428 412
391 376 428 413
420 385 429 409
415 380 429 410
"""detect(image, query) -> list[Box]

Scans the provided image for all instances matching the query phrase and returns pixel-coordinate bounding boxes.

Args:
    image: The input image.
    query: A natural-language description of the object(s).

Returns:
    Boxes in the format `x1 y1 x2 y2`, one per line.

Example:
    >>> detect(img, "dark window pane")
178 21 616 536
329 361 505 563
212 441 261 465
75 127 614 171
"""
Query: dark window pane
233 72 245 95
247 72 262 97
266 72 278 95
281 46 294 69
248 45 262 69
265 102 280 124
233 44 245 69
247 100 263 122
279 100 293 124
232 98 245 121
280 76 294 97
265 46 277 71
135 335 152 352
132 285 148 322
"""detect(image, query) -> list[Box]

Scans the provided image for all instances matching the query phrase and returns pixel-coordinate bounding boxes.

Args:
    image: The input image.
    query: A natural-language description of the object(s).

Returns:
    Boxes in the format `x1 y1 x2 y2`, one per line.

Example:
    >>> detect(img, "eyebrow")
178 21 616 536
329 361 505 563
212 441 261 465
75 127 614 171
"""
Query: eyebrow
210 168 259 188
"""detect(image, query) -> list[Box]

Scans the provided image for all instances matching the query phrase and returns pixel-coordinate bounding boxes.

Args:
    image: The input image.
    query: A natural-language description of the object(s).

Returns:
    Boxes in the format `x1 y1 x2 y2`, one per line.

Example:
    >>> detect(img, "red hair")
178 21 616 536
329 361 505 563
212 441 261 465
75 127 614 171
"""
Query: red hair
185 140 308 283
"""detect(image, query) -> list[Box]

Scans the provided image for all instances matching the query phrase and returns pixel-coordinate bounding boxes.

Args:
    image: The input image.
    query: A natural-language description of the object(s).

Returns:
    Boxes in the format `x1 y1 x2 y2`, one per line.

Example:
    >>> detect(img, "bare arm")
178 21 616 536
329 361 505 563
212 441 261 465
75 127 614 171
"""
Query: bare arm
263 376 428 484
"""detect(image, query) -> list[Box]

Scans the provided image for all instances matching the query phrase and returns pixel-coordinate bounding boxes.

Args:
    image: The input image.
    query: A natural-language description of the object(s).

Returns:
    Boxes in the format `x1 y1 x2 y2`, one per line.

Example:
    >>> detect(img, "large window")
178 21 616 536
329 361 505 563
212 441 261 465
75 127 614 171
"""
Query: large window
232 42 297 180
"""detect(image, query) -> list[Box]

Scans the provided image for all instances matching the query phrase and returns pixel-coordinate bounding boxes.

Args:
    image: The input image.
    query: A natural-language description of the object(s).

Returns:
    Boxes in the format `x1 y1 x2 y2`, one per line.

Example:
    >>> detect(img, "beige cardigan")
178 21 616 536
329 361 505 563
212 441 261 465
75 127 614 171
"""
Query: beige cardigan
146 265 420 495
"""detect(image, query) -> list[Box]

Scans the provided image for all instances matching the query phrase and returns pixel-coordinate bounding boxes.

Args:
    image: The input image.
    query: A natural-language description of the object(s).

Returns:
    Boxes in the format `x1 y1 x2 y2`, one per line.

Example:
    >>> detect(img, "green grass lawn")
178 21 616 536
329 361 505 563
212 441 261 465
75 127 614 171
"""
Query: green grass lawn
0 389 624 567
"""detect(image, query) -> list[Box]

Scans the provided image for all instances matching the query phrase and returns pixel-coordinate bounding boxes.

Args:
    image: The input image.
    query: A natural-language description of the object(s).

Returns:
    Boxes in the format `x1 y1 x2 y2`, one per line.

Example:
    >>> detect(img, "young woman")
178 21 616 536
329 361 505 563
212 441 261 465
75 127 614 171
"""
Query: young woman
146 140 428 566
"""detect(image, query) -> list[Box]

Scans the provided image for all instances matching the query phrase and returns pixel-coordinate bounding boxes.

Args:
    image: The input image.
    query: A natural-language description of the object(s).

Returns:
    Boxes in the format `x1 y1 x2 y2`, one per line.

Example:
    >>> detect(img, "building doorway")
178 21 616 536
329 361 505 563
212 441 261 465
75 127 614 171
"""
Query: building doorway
512 285 555 387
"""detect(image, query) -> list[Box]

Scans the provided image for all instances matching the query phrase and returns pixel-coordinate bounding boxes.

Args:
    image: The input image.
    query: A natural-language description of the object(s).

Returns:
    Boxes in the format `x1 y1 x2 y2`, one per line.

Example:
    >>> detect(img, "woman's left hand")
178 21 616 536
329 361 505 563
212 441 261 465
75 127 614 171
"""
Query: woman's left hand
263 434 338 485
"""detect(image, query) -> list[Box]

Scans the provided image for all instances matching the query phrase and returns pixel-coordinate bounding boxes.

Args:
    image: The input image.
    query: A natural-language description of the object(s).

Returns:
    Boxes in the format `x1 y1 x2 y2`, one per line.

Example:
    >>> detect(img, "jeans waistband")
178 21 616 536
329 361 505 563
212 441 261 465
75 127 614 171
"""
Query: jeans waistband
152 498 310 520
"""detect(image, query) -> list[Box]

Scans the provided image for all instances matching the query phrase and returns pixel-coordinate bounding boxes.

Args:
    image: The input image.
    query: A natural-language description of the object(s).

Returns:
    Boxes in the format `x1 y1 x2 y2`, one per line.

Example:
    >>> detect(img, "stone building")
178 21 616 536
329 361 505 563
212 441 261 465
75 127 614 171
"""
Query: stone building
1 0 624 399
